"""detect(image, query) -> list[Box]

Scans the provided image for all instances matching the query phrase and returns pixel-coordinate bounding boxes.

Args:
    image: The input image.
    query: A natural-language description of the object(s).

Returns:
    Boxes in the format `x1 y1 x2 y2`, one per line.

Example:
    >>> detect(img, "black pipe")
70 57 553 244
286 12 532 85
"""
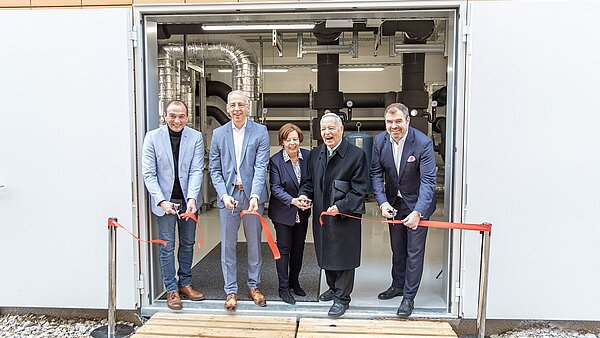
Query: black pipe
381 20 435 41
432 86 447 107
159 21 434 40
250 92 391 108
206 79 395 109
263 93 310 108
433 116 446 161
206 81 232 102
205 105 385 132
314 40 343 114
207 105 230 125
402 53 426 91
395 33 429 111
266 120 384 132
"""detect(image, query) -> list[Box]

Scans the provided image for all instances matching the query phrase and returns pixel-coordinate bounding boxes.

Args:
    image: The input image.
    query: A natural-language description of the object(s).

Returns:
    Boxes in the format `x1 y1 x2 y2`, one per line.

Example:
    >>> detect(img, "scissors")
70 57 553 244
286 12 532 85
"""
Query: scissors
231 199 238 214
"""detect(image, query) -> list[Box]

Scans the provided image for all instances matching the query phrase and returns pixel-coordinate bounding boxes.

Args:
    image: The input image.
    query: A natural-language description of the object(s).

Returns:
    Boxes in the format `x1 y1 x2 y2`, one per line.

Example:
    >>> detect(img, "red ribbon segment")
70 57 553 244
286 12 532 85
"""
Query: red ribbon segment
319 211 492 232
108 219 166 246
180 212 203 249
240 210 281 260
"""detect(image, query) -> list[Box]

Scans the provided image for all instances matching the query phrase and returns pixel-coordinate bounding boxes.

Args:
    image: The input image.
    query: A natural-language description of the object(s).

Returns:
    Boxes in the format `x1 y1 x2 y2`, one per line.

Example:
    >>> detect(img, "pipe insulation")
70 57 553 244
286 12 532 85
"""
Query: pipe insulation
159 35 259 114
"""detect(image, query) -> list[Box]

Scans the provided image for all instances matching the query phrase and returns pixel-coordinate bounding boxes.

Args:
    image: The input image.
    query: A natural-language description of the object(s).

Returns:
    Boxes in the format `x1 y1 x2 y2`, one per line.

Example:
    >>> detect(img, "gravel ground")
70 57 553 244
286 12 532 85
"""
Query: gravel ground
489 327 600 338
1 313 599 338
0 314 136 338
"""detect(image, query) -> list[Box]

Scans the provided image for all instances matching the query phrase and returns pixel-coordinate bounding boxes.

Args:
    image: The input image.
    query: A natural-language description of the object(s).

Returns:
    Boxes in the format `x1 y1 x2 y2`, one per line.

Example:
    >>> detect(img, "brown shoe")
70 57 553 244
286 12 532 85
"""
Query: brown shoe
224 293 238 311
247 288 267 307
178 285 205 301
166 291 182 310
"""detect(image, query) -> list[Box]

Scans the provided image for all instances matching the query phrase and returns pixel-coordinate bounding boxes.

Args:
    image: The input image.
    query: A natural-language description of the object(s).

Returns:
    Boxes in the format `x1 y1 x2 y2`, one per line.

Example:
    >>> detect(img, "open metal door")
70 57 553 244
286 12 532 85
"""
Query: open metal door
0 8 138 309
461 0 600 320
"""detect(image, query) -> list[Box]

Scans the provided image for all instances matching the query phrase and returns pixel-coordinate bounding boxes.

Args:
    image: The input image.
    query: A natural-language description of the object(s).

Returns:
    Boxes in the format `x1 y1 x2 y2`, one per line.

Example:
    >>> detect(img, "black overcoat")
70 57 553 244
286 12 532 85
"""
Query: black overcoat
299 139 369 270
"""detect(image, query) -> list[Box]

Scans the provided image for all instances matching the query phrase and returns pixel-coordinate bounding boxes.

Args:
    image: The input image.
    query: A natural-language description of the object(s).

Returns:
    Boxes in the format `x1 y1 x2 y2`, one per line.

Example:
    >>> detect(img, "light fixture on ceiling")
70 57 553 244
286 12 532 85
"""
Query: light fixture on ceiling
202 24 315 31
310 67 385 72
218 68 289 73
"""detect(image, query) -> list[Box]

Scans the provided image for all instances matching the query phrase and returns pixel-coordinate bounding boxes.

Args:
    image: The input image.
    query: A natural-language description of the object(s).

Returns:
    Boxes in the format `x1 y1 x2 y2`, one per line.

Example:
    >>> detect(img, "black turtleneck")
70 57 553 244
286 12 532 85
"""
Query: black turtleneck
168 127 184 200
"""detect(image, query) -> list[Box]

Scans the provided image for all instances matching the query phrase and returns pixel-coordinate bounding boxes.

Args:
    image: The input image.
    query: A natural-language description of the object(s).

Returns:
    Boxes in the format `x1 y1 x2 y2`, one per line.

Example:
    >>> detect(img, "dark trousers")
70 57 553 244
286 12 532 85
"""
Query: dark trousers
389 198 428 300
325 269 355 305
274 219 308 291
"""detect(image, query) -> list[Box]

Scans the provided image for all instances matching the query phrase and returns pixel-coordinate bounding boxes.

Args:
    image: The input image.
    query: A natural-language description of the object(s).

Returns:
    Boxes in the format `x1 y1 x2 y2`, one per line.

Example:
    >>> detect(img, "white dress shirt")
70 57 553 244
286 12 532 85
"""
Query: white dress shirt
390 133 407 197
232 120 246 185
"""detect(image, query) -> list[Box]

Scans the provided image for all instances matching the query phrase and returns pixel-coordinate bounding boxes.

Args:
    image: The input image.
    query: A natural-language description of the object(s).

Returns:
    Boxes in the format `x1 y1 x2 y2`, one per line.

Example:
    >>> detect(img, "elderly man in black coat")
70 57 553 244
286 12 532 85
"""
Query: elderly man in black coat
298 113 369 317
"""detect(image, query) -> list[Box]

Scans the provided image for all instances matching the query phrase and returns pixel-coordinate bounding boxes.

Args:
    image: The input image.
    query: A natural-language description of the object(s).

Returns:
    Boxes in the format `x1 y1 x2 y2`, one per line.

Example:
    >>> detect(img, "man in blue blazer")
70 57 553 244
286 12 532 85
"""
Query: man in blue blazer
370 102 437 317
142 100 205 310
209 90 270 311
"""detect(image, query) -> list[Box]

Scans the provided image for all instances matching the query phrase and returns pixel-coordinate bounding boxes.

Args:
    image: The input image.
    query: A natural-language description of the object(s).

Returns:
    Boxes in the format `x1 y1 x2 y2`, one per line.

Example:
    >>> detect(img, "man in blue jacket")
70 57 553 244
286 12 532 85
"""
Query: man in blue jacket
370 102 437 317
209 90 270 312
142 100 205 310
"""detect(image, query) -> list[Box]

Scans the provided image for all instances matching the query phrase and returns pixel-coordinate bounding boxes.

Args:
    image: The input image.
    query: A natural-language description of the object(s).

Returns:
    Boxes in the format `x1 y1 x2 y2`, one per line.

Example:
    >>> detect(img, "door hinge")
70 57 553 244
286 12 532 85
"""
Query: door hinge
129 29 138 48
461 21 471 43
454 284 463 302
137 274 145 293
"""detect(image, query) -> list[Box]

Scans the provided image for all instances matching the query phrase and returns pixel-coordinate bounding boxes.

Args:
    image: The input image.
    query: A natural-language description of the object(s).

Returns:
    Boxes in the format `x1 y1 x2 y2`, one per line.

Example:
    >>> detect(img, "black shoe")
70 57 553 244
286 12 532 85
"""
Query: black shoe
291 285 306 297
378 286 403 300
318 289 334 302
396 298 414 318
328 303 349 317
279 289 296 305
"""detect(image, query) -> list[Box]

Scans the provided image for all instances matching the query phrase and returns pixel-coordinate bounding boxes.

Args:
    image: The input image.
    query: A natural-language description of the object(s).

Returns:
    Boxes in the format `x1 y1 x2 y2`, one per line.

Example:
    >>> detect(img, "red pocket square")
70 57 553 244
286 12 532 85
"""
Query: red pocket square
407 155 416 162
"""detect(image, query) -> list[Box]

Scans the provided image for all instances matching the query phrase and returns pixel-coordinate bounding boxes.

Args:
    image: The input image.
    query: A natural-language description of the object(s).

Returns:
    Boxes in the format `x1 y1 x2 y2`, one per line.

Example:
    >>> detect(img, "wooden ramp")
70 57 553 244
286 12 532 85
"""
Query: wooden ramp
132 313 297 337
133 313 458 338
297 318 458 338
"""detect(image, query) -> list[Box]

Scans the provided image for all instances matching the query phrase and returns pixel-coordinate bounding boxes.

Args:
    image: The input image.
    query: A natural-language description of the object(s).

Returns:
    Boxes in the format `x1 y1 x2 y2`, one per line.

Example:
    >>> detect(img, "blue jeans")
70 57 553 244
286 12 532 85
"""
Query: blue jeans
156 199 197 292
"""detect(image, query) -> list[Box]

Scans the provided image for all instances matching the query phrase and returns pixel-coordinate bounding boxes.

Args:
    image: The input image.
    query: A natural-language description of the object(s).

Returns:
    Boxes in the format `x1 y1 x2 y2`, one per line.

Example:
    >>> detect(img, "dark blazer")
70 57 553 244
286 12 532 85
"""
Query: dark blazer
370 126 436 218
299 139 369 270
268 148 311 226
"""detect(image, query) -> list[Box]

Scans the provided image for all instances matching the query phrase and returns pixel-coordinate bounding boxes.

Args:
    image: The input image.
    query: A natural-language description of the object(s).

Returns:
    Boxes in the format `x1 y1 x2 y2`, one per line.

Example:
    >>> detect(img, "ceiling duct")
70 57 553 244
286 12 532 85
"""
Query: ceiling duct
159 35 259 115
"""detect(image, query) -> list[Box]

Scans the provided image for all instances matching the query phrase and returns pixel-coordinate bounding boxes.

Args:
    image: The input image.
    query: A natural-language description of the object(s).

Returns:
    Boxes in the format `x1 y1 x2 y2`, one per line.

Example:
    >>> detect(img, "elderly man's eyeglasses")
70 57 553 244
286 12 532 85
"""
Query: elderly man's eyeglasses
227 102 248 109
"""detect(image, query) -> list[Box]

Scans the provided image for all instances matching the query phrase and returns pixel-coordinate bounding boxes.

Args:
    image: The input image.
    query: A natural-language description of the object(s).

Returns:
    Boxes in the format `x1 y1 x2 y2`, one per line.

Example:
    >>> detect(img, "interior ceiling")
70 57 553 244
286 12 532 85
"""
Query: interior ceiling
158 18 446 70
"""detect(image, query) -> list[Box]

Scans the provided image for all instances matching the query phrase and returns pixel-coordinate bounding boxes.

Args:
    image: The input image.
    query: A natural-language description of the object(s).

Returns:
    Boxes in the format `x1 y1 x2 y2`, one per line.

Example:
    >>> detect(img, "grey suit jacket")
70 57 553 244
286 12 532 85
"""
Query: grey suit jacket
208 119 270 208
142 125 204 216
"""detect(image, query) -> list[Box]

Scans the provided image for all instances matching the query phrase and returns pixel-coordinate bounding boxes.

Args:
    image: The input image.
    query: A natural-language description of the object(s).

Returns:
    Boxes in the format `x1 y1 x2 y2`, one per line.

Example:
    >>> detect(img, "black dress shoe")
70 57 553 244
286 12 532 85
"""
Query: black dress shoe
396 298 414 318
328 303 349 317
279 289 296 305
318 289 334 302
291 285 306 297
378 286 403 300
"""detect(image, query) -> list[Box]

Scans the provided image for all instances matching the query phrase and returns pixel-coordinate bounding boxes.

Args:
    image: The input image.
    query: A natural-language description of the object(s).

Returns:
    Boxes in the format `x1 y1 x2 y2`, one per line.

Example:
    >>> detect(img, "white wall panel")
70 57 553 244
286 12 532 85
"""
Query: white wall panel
0 8 136 309
463 0 600 320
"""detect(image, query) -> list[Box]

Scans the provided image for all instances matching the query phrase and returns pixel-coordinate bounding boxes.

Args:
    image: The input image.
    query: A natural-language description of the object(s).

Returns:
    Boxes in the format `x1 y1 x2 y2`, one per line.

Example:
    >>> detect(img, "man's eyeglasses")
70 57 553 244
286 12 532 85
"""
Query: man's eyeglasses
227 102 248 109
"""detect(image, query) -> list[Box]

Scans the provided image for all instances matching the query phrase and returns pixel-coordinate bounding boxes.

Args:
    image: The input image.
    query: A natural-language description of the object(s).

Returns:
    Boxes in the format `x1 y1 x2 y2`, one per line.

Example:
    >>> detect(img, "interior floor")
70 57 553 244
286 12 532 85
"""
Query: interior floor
183 199 447 311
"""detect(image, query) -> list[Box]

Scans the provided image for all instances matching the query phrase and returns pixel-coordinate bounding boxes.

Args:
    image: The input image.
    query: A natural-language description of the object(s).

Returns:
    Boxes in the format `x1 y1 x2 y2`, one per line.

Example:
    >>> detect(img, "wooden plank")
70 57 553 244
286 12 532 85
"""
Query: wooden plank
300 318 455 329
298 334 455 338
133 0 183 3
149 312 297 325
133 313 297 338
135 326 296 337
82 0 132 5
0 0 31 7
31 0 80 5
145 318 294 329
297 318 457 338
150 312 296 323
185 0 234 3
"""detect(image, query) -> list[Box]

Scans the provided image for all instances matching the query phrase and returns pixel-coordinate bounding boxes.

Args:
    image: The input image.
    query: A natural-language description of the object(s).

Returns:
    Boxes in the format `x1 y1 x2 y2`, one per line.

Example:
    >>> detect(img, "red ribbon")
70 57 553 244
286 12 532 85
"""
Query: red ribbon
319 211 492 232
240 210 281 260
180 212 203 249
108 219 166 246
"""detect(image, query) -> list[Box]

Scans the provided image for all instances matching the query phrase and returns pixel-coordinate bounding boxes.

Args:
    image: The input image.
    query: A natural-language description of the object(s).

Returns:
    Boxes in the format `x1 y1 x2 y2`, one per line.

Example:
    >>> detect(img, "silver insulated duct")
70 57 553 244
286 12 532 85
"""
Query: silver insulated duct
158 35 259 117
